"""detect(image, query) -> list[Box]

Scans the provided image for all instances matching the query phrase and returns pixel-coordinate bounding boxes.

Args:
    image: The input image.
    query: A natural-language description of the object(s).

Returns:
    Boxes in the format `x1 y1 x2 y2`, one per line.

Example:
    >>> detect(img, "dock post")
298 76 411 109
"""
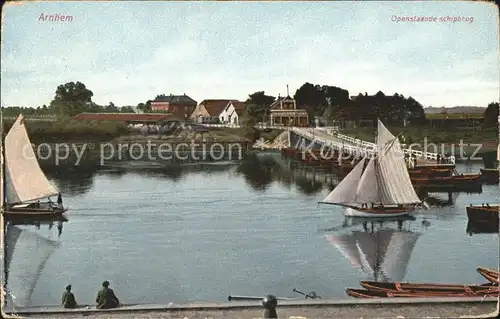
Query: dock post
262 294 278 318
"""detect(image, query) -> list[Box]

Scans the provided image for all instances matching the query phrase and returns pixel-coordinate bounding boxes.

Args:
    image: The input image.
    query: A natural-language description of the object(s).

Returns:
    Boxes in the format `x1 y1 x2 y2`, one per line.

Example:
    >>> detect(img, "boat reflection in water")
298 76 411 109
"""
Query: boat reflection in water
325 217 427 282
466 219 499 236
3 217 67 309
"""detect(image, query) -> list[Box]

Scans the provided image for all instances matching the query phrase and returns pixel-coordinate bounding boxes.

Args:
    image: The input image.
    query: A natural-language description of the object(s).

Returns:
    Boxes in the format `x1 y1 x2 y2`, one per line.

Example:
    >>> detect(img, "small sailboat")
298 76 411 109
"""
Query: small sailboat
2 115 68 218
319 120 423 217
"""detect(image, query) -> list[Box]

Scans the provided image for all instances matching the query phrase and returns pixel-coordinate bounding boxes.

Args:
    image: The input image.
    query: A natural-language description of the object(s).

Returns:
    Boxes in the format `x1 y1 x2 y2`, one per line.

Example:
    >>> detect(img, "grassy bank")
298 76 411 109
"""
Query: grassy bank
3 119 128 143
341 126 498 145
217 127 284 143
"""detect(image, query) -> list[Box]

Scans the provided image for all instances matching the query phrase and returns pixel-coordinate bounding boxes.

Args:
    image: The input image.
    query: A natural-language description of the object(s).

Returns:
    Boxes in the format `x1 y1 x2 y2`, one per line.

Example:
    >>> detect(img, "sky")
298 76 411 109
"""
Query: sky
1 1 499 108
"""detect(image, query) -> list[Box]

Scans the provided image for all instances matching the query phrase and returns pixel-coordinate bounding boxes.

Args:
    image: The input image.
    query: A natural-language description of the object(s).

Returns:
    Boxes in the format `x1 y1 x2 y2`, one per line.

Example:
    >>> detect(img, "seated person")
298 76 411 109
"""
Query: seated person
61 285 78 309
96 281 120 309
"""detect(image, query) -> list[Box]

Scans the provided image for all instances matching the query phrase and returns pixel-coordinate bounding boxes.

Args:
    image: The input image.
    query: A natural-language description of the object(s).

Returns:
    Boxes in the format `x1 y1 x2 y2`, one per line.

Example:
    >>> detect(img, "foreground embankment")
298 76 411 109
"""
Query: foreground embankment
10 298 499 319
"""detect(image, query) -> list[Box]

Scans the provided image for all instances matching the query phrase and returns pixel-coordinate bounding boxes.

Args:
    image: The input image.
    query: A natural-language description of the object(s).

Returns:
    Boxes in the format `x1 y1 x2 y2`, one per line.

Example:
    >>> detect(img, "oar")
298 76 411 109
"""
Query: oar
228 295 297 301
293 288 321 299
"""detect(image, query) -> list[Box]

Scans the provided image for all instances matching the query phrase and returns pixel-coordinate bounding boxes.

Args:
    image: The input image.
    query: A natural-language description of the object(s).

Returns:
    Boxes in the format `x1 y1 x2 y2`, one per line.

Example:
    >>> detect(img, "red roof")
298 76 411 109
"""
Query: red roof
231 101 246 115
72 113 171 122
200 99 238 116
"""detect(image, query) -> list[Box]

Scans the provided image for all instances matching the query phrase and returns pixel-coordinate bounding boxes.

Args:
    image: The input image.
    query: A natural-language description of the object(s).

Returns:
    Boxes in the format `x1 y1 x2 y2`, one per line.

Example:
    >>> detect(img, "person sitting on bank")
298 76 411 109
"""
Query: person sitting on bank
61 285 78 309
96 281 120 309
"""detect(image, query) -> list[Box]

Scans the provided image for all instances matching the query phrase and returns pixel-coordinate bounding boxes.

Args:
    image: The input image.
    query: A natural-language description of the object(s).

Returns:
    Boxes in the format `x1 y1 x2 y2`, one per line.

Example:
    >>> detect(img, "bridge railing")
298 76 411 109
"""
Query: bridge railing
292 128 438 161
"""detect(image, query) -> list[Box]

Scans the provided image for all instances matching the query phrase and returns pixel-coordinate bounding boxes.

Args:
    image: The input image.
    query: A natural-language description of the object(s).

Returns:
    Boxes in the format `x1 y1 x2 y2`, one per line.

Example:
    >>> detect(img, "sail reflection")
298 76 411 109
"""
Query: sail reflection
3 220 66 308
326 218 424 282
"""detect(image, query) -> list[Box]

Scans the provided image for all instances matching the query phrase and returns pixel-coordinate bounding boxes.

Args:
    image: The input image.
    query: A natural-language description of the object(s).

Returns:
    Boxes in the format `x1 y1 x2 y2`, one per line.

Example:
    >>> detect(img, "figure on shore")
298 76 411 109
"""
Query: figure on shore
96 281 120 309
61 285 78 309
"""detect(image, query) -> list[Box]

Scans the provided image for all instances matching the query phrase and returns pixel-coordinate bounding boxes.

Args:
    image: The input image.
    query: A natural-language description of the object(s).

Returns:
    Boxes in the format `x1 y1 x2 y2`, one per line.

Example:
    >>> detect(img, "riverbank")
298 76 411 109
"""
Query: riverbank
12 298 499 318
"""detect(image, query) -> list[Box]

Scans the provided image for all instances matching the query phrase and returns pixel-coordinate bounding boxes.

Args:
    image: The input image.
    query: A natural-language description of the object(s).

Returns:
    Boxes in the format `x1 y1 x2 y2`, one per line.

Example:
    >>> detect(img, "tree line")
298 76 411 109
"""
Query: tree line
2 81 498 129
2 81 135 118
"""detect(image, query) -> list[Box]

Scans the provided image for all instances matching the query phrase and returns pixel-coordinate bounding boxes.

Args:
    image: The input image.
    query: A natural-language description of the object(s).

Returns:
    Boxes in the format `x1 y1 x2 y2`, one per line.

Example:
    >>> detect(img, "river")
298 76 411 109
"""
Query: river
4 153 499 308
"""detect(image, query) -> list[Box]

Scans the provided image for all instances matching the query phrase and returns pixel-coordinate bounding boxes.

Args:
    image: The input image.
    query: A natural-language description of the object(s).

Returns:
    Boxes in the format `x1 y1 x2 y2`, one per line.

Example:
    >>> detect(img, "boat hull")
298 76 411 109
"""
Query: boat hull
466 206 499 226
477 267 499 284
359 281 498 294
411 174 482 186
346 288 498 298
344 207 414 218
480 168 499 184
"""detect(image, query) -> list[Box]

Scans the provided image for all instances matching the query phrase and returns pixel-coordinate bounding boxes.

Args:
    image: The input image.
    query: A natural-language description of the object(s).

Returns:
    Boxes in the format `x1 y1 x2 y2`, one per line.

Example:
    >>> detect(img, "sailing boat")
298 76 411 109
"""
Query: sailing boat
2 115 67 218
319 120 423 217
325 218 422 283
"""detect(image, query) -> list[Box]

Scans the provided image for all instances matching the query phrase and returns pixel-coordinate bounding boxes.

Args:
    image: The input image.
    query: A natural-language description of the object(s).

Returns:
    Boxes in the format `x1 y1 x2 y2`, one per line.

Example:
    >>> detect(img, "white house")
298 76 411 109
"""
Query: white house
219 101 245 125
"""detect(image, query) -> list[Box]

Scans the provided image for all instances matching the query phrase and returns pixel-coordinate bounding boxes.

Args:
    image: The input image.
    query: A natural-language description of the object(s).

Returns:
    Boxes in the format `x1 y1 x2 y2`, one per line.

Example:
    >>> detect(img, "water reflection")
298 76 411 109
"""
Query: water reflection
466 220 499 236
3 218 67 308
42 154 486 200
43 154 337 197
325 217 427 282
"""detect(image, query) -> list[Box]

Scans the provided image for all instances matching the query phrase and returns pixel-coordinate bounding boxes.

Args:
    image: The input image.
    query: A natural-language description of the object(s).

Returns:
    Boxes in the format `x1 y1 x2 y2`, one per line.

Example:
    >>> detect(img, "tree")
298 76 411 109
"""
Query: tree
49 81 94 117
243 91 275 122
121 106 135 113
293 83 350 124
484 102 499 128
104 102 119 113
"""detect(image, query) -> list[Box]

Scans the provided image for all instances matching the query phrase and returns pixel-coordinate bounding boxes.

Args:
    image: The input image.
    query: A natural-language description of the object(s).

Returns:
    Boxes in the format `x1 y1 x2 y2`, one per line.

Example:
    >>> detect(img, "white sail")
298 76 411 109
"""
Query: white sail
376 135 421 204
4 115 59 204
4 225 60 308
354 156 379 204
376 119 395 151
321 157 366 204
325 234 363 268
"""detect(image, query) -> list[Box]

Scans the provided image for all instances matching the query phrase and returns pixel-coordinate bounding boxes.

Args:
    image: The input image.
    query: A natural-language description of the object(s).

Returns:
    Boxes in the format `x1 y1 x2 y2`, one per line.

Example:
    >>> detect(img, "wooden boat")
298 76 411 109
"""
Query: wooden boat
359 281 497 294
466 205 499 227
413 164 455 170
477 267 499 283
480 168 499 184
408 167 453 177
319 120 424 218
346 287 499 298
2 115 68 219
411 173 482 186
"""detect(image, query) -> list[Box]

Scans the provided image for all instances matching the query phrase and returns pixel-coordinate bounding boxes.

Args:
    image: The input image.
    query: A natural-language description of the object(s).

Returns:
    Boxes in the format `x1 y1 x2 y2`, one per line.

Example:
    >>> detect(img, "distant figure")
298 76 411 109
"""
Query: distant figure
61 285 78 309
437 154 441 164
96 281 120 309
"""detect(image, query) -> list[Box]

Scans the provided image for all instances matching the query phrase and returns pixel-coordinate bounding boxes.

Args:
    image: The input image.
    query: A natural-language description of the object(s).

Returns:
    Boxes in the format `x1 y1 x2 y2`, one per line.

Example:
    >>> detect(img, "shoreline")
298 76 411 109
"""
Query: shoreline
9 298 499 318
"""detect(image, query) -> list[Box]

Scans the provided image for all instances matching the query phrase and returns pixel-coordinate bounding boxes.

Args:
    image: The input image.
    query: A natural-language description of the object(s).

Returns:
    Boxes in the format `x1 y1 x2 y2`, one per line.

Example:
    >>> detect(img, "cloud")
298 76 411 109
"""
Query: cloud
1 2 498 108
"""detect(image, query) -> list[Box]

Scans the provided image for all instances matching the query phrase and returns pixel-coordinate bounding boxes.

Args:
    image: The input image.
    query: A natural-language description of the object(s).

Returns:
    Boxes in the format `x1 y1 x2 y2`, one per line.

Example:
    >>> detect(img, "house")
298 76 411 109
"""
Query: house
190 99 238 124
269 88 308 127
150 94 197 119
219 101 246 125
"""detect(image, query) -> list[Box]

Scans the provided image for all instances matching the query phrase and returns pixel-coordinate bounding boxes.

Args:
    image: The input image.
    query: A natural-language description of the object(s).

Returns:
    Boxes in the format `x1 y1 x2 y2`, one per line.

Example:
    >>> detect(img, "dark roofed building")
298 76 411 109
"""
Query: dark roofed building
150 94 198 119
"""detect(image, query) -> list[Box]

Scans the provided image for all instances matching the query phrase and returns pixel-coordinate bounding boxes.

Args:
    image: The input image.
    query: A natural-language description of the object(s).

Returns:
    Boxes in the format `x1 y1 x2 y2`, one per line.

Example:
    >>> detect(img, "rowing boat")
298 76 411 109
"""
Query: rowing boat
359 281 497 294
477 267 499 284
346 287 499 298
